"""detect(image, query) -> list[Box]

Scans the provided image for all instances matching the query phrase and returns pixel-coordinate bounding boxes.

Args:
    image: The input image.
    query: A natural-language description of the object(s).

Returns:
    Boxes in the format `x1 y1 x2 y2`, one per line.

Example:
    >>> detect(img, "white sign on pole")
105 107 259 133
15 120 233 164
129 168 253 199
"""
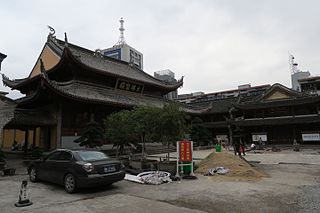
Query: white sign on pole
302 133 320 141
252 134 267 142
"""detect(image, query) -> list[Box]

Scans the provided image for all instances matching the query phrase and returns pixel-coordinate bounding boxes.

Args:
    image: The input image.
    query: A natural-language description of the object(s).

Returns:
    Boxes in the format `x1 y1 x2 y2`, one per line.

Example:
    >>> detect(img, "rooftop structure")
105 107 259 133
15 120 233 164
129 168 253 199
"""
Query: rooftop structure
177 84 271 104
154 69 178 100
101 18 143 69
299 76 320 95
289 54 310 91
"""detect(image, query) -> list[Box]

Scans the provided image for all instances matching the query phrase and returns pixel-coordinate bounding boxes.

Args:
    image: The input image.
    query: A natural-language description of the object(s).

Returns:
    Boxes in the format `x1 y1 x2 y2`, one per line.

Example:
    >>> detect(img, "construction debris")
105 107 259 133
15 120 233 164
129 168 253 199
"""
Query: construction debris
125 171 172 185
205 167 230 176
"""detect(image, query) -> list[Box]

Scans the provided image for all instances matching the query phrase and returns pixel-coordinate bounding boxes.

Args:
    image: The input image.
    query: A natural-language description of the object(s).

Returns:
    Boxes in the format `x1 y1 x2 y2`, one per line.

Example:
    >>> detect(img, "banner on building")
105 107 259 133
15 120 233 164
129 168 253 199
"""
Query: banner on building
302 133 320 141
216 135 228 141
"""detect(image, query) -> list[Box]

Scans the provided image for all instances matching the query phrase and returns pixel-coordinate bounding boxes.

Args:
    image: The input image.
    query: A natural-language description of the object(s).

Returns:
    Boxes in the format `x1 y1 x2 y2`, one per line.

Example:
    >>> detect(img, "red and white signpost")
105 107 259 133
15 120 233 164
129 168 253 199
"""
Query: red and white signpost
176 140 195 177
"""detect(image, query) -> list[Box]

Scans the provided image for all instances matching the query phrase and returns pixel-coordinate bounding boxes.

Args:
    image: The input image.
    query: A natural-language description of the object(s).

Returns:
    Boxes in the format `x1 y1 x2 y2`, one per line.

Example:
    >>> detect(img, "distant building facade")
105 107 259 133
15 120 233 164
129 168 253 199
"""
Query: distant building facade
102 44 143 70
177 84 270 103
299 76 320 95
154 70 178 100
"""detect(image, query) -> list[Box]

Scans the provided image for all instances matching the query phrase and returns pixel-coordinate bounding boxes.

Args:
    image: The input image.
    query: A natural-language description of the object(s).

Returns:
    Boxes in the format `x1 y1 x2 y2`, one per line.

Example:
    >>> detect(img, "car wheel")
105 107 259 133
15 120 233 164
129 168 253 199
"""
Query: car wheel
64 173 77 193
29 167 38 182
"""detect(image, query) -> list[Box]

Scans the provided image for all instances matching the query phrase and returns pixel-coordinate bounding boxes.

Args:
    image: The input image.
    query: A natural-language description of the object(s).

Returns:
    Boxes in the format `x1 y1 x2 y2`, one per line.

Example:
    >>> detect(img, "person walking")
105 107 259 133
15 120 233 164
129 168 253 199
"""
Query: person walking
234 139 240 156
240 139 246 156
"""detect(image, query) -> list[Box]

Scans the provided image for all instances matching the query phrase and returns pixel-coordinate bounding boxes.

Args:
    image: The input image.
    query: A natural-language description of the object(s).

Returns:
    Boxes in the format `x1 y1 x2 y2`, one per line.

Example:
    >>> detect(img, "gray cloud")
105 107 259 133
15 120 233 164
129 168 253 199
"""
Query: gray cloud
1 0 319 98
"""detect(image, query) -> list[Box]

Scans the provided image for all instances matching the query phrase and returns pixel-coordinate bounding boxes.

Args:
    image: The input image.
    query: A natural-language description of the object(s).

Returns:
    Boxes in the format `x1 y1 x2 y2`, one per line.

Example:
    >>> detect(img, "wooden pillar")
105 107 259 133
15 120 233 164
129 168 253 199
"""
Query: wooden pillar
33 128 36 147
292 106 295 118
24 130 29 156
293 125 297 145
56 104 62 148
0 128 3 149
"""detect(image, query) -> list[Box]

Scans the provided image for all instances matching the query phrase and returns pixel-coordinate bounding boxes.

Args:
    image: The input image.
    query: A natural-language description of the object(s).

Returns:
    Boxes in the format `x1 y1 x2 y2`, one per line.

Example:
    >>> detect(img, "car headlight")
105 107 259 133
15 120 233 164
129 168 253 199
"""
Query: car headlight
82 163 94 173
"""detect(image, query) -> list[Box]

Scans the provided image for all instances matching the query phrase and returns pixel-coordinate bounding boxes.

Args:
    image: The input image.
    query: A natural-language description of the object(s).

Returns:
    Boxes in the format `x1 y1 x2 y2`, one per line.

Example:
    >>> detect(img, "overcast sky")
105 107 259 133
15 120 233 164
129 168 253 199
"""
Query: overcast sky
1 0 320 98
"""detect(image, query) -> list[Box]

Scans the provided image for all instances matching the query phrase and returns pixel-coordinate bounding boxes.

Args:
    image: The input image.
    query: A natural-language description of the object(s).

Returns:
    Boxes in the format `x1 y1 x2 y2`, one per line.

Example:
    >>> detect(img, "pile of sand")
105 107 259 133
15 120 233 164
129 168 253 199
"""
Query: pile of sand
196 152 269 182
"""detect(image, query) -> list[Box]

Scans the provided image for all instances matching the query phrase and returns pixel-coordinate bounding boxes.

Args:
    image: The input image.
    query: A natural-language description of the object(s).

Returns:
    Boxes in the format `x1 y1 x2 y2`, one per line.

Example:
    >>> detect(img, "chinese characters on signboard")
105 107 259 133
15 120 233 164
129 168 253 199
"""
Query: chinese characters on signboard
179 140 192 162
116 79 143 94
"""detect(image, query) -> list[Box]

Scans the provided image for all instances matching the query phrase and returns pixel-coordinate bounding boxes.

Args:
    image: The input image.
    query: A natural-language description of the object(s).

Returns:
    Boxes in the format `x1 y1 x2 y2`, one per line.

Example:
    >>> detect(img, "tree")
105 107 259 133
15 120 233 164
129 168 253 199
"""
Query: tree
157 103 188 160
131 106 162 159
74 115 105 148
104 103 188 161
105 110 138 157
190 117 211 146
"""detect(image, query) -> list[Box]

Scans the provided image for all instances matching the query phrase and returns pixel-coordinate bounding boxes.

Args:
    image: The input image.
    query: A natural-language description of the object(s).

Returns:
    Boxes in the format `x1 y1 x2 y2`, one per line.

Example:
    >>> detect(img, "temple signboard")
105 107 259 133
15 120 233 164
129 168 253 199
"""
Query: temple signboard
116 79 143 94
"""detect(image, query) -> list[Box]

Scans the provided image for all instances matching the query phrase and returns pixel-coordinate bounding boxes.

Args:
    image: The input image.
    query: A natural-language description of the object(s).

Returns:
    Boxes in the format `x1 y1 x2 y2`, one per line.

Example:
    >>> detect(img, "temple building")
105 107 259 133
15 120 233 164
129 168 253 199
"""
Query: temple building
0 30 183 150
179 83 320 145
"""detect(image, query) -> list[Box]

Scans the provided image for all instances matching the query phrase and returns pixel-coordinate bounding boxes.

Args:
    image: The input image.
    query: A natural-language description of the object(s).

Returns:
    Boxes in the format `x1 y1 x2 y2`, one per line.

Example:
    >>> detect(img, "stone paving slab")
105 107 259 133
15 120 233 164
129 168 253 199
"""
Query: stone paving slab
5 193 206 213
243 152 320 165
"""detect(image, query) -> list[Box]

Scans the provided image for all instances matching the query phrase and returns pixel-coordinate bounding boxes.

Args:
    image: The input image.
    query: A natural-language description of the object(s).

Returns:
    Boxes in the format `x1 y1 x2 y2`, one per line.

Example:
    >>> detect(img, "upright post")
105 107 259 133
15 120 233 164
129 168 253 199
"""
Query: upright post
190 141 195 176
175 141 180 178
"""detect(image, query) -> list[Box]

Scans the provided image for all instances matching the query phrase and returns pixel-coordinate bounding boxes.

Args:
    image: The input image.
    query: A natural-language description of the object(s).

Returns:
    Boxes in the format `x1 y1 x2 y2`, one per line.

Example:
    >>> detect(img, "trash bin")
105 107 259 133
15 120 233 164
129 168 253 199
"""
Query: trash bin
215 144 222 152
178 162 194 175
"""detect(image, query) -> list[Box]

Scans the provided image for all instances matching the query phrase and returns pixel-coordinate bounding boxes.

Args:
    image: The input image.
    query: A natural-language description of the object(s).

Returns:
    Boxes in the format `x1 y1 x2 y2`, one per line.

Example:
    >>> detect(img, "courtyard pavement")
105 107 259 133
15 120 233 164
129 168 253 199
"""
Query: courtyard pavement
147 147 320 165
1 147 319 212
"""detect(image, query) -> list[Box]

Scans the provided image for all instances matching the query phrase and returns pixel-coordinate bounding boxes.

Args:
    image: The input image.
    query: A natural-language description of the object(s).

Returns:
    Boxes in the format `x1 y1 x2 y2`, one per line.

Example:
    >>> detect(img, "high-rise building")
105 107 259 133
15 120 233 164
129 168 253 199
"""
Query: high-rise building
289 55 310 91
101 18 143 69
299 76 320 95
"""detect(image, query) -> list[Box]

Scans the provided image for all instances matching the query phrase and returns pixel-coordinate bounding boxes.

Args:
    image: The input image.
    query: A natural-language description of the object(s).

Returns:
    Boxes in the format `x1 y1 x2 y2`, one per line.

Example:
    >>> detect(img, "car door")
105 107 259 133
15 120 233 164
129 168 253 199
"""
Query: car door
41 151 61 183
54 151 73 185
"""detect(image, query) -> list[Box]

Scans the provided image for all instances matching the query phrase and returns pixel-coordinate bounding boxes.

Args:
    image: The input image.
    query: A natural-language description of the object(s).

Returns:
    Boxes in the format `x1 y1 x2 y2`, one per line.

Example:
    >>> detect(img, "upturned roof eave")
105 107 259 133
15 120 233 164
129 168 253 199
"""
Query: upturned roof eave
3 35 183 92
62 47 183 91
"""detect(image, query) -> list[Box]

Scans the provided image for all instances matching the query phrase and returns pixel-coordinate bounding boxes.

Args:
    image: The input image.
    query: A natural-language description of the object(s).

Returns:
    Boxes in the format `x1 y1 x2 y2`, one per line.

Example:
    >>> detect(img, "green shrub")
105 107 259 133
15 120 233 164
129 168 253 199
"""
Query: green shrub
0 149 6 162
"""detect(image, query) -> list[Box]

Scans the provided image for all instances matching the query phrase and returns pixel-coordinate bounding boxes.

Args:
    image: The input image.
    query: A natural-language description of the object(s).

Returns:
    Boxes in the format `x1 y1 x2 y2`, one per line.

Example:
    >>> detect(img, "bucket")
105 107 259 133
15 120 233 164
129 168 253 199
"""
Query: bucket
215 144 222 152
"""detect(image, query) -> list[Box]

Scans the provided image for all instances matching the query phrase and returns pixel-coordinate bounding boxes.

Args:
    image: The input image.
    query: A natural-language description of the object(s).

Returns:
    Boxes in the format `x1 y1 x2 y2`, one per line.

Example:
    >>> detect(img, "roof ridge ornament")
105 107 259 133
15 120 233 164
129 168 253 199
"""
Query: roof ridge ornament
47 25 56 37
94 49 104 58
64 32 69 47
1 72 10 86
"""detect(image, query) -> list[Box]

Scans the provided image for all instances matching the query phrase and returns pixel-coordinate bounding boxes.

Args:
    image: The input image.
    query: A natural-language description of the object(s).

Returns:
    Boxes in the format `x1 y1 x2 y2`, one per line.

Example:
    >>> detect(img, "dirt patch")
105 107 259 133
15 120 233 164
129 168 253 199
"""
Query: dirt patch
196 152 269 182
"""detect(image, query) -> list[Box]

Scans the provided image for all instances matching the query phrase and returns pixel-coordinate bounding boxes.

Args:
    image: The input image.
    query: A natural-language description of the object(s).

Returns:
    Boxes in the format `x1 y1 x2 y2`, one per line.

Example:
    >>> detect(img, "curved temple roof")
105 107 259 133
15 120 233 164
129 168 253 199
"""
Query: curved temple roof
3 35 183 91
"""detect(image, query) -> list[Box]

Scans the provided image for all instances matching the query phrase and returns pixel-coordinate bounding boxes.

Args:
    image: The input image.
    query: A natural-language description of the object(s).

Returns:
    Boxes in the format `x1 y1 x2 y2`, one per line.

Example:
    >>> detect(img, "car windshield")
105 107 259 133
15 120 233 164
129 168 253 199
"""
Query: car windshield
77 151 109 161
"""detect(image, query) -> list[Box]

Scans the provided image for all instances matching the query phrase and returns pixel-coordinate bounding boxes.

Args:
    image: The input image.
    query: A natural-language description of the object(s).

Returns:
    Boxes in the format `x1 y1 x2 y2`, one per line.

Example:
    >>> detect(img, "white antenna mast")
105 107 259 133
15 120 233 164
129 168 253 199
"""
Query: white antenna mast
289 53 299 74
115 17 125 46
